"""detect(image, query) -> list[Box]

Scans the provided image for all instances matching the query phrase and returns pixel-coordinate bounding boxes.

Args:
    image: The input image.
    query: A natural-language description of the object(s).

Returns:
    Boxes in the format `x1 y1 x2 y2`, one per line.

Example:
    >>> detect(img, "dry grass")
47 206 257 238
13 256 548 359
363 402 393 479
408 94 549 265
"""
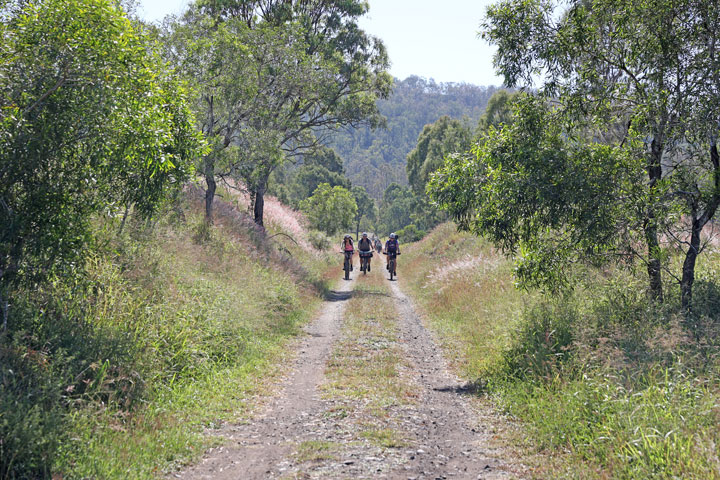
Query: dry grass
322 272 415 448
400 223 532 378
402 223 720 479
34 187 339 479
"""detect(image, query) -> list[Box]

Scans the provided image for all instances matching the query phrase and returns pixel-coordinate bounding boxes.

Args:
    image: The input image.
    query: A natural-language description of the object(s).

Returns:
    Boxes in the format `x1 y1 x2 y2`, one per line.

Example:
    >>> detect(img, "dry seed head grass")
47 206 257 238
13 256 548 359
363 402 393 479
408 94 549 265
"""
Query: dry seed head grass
424 252 503 293
214 179 319 254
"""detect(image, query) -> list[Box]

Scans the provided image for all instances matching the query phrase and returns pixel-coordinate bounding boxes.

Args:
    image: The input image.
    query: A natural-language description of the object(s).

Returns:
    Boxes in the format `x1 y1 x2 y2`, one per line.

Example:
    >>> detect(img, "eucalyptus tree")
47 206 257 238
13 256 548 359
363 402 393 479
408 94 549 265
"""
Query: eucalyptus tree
406 115 473 195
476 89 519 135
300 183 357 236
431 0 720 308
168 0 391 226
0 0 202 327
284 147 351 207
351 186 375 240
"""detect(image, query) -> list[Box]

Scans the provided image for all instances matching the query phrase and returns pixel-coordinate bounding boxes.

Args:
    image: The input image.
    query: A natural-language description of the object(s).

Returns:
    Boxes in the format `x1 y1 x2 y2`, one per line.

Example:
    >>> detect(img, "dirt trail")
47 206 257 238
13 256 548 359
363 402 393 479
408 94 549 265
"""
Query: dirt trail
172 261 521 479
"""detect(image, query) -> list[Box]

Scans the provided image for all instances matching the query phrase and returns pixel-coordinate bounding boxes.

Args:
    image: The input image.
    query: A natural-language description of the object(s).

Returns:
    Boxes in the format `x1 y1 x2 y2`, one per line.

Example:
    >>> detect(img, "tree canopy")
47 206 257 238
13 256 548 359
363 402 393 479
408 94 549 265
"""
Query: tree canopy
0 0 202 297
331 76 501 199
300 183 358 236
166 0 392 226
406 115 473 195
430 0 720 308
351 186 375 240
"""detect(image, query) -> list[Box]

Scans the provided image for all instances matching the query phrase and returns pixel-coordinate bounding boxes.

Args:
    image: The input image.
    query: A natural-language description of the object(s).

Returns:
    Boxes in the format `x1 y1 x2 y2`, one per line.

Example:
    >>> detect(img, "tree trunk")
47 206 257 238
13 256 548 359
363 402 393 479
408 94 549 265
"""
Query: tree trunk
118 204 130 235
682 141 720 310
204 156 216 224
681 220 701 310
203 95 217 224
254 177 266 227
645 136 664 302
645 223 664 302
1 292 7 333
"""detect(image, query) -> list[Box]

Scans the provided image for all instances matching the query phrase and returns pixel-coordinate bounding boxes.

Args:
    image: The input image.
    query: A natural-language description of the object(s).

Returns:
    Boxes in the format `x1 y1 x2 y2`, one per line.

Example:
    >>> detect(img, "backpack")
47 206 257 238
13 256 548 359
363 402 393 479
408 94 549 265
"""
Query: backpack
359 237 372 250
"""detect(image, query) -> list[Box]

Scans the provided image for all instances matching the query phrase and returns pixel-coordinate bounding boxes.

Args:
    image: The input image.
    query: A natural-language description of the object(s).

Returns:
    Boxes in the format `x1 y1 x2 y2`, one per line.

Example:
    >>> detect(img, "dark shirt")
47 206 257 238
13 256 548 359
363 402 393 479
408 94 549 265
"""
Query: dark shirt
358 237 372 251
385 238 399 253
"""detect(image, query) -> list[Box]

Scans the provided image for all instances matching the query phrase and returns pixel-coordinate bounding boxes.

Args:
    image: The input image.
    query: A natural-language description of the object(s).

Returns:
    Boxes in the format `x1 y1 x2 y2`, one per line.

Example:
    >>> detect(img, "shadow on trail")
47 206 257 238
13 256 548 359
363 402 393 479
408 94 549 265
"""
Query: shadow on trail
323 289 392 302
352 290 392 299
325 290 353 302
433 380 487 396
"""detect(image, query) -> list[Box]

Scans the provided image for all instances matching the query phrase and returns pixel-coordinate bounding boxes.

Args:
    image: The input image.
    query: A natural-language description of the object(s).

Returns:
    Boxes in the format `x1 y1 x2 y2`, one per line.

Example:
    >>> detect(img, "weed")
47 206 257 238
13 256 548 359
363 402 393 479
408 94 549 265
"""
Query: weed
360 427 407 449
294 440 339 463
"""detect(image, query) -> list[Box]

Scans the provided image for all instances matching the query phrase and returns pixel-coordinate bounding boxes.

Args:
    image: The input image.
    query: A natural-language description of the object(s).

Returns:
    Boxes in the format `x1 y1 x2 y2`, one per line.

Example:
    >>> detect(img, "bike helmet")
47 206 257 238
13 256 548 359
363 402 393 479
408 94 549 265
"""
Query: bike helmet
389 233 396 239
362 232 368 237
344 234 351 239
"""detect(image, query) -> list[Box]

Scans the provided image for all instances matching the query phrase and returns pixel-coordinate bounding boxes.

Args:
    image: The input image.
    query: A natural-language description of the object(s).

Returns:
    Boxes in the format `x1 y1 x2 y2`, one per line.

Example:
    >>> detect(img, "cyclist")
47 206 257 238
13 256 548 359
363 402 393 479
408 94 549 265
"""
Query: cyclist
374 237 382 253
341 234 354 271
384 233 400 273
358 232 373 272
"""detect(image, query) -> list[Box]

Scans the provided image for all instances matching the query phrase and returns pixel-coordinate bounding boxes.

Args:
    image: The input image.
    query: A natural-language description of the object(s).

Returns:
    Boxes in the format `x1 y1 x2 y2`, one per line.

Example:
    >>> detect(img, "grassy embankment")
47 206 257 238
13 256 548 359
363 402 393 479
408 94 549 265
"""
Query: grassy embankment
1 186 335 479
402 223 720 479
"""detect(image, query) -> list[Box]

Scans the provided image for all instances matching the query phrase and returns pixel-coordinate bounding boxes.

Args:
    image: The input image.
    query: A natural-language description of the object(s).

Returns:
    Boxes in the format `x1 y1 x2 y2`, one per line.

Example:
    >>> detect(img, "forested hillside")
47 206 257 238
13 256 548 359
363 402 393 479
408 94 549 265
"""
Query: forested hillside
330 76 500 199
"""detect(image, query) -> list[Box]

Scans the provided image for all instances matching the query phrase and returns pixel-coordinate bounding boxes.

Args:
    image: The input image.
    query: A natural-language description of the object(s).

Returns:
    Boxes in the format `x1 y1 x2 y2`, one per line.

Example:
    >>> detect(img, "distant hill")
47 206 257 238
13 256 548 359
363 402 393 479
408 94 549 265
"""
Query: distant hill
330 76 501 199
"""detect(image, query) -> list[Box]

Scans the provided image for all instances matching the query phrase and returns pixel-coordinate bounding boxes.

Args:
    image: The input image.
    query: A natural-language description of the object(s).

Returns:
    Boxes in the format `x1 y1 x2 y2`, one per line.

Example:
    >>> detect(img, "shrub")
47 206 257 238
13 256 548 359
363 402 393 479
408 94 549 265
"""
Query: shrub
499 298 576 381
396 224 426 242
308 230 330 251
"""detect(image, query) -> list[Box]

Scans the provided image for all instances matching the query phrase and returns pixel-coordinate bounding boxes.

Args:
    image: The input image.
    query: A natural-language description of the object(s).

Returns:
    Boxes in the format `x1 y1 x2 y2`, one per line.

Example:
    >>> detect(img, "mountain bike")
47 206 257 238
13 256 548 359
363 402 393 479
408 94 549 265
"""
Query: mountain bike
359 250 373 274
343 250 353 280
385 251 398 280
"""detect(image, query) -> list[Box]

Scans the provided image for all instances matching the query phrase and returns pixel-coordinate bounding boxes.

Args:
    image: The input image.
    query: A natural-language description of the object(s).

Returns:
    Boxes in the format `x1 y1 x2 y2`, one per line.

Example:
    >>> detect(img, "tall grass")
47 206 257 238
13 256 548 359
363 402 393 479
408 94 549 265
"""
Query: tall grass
402 223 720 479
1 189 334 479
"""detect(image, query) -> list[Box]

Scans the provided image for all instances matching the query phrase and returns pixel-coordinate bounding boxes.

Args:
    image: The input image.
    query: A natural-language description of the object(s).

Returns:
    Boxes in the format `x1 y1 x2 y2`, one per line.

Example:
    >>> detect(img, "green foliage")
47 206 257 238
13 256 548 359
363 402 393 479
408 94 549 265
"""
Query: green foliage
376 182 441 238
429 95 639 291
332 76 501 199
269 146 353 208
498 300 576 381
481 0 720 306
493 276 720 478
395 224 425 243
166 0 392 224
351 186 375 237
1 196 333 478
378 183 414 235
476 89 518 135
290 165 351 207
300 183 358 235
0 0 202 291
406 115 473 195
403 223 720 478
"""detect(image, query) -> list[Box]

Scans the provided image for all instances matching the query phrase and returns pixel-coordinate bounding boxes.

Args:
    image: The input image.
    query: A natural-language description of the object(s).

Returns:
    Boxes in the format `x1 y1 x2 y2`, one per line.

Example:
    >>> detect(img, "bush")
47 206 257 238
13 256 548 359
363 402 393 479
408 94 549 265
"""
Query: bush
396 224 426 242
308 230 330 251
499 298 576 381
0 196 327 478
491 271 720 478
1 273 145 479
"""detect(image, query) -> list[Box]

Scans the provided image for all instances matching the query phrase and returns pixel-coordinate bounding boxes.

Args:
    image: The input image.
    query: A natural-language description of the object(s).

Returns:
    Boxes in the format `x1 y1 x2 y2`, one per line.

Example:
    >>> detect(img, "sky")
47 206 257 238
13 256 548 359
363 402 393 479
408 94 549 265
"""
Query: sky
136 0 504 87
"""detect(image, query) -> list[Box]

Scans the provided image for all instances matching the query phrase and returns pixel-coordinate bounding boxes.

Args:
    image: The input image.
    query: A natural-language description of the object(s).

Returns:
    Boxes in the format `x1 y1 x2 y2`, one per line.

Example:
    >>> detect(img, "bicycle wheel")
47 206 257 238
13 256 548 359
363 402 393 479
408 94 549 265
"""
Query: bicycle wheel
344 255 350 280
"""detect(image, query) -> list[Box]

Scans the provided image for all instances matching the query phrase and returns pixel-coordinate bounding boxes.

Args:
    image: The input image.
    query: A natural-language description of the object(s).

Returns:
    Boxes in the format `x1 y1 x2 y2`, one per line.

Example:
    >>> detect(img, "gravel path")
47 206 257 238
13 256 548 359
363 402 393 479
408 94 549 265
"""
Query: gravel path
172 262 523 480
386 279 516 479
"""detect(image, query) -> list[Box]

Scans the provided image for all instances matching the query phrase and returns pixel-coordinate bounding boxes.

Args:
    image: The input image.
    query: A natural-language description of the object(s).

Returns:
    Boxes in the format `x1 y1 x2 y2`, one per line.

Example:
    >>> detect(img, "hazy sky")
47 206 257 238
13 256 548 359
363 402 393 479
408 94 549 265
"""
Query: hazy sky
137 0 504 87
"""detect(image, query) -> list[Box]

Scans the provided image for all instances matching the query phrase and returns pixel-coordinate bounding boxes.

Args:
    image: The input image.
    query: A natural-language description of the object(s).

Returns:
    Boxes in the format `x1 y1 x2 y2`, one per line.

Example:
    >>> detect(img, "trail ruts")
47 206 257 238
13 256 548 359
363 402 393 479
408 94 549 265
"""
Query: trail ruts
172 260 522 479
